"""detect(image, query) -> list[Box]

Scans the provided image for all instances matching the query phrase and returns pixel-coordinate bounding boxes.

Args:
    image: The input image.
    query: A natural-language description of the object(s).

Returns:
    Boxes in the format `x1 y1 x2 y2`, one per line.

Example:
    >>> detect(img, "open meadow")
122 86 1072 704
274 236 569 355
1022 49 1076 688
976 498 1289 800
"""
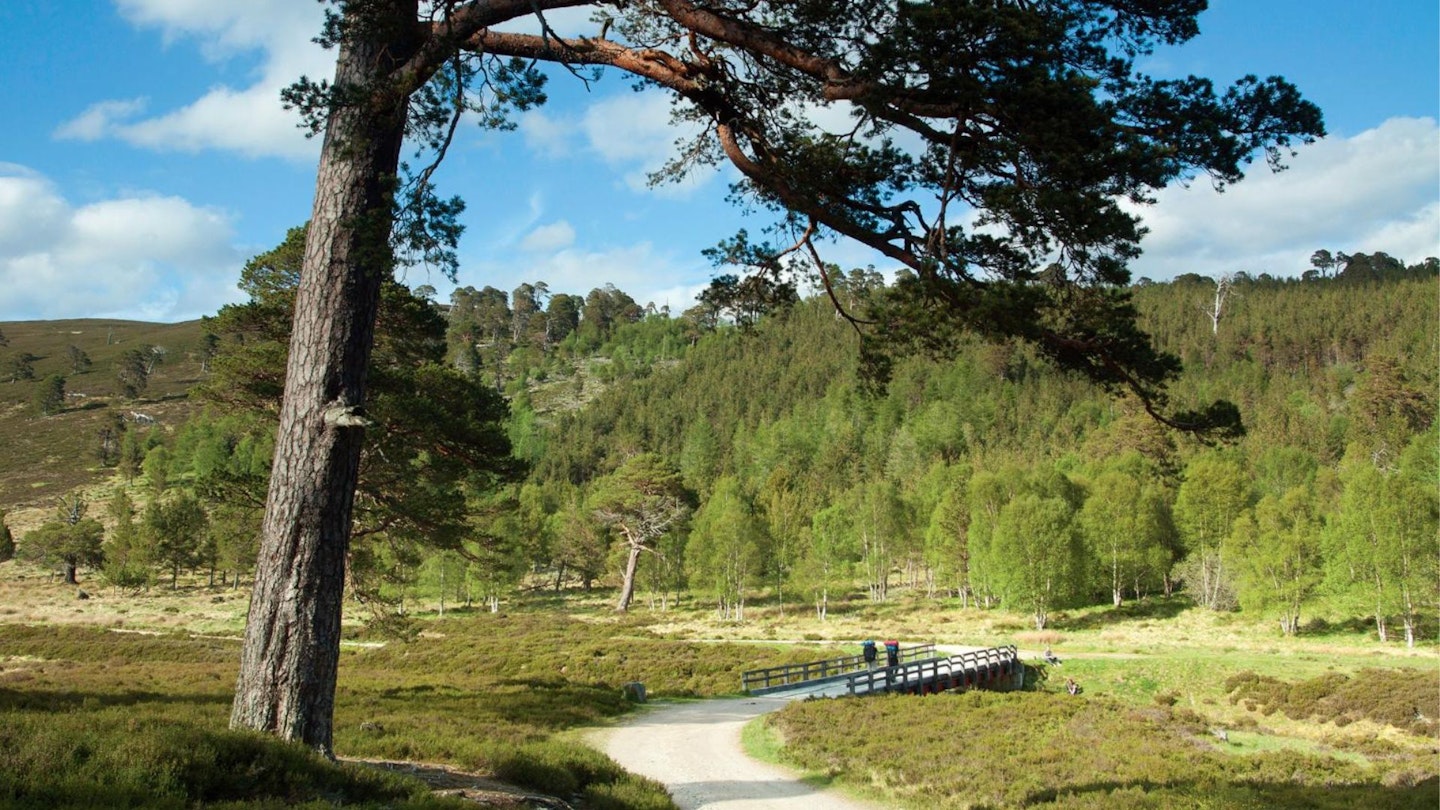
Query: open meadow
0 562 1434 809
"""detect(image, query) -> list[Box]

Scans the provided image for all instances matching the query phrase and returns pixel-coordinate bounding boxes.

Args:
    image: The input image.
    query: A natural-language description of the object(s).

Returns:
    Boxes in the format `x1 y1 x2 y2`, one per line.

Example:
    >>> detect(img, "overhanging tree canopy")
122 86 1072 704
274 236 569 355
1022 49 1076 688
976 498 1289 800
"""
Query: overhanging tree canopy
234 0 1324 754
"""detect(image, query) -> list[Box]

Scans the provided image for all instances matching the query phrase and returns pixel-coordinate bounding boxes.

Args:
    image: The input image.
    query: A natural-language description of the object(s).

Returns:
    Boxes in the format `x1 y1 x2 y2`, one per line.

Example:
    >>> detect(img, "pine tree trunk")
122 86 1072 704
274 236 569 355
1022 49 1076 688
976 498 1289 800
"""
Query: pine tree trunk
229 5 413 757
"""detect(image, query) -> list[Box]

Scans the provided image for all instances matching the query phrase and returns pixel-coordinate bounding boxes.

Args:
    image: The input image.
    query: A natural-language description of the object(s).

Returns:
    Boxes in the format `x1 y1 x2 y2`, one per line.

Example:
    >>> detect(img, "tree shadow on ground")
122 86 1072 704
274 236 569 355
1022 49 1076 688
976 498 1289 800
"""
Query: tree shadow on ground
1055 597 1192 631
349 759 569 808
0 687 230 713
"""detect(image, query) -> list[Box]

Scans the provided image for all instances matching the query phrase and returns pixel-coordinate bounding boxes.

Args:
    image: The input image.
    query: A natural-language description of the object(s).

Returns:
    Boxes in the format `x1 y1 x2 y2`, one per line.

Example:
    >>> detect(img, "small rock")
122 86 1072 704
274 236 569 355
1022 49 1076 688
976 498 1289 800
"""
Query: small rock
76 590 89 600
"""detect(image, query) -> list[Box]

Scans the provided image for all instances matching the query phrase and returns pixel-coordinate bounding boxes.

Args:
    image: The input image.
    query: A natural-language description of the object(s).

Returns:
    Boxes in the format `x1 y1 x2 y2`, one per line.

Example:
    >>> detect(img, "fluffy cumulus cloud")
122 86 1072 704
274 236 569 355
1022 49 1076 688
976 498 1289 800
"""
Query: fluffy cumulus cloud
60 2 610 164
0 166 244 321
450 238 711 313
519 221 577 253
54 0 329 160
1129 117 1440 280
522 90 720 197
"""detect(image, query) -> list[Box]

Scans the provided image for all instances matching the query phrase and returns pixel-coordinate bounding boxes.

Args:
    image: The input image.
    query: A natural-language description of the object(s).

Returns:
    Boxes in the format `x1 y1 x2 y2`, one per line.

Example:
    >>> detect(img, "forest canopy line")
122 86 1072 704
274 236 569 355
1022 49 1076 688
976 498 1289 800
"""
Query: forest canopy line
28 260 1432 637
136 0 1328 754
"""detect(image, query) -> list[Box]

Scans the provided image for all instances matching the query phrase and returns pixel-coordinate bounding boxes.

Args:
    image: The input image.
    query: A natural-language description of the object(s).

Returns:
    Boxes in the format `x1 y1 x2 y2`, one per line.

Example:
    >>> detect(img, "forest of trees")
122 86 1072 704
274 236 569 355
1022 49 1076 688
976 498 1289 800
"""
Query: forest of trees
22 253 1435 647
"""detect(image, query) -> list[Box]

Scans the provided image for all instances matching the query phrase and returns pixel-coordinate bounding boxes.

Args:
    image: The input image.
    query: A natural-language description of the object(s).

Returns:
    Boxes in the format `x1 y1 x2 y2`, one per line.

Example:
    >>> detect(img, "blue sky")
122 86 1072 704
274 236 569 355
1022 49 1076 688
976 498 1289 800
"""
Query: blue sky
1 1 1436 322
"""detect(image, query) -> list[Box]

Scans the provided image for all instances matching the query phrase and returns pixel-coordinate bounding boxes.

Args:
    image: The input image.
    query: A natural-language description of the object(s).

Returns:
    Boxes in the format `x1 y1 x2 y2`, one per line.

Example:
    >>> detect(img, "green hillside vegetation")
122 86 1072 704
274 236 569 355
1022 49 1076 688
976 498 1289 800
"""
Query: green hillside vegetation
0 319 207 512
1 259 1435 638
0 253 1436 807
507 266 1436 644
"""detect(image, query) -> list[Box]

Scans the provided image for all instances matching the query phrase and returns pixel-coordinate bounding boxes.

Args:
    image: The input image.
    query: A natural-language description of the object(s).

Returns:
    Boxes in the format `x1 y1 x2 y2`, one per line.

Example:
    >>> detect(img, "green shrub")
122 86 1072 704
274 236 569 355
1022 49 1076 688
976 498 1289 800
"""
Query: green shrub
489 740 673 809
1225 668 1438 735
584 776 678 810
766 690 1438 808
0 711 466 809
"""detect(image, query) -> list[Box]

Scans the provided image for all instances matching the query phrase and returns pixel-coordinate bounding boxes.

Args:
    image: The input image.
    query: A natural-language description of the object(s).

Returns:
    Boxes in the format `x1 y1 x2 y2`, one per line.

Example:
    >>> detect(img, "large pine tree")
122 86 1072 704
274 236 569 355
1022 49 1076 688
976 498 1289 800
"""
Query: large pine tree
237 0 1323 752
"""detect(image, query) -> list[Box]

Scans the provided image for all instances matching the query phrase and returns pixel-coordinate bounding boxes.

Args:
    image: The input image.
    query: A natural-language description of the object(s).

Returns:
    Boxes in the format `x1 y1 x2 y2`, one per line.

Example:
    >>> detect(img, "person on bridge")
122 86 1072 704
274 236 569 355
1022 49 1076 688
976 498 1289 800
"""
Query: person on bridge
884 639 900 668
862 639 878 671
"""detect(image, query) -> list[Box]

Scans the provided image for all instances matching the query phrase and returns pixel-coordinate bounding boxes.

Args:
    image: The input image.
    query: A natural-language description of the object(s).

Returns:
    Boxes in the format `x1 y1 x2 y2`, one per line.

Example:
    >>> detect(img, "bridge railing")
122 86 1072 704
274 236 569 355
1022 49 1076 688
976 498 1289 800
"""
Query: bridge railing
742 642 936 694
845 645 1019 696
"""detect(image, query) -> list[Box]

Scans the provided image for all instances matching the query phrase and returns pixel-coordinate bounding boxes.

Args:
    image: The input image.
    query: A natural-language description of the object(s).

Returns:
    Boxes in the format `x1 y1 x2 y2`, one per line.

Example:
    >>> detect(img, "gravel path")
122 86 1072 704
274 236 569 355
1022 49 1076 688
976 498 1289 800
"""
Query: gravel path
587 695 883 810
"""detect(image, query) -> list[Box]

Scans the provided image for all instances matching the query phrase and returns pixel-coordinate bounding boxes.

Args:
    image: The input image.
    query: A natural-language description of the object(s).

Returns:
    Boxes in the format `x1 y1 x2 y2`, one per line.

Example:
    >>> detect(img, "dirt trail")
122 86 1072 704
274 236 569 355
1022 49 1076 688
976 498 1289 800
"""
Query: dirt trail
587 696 883 810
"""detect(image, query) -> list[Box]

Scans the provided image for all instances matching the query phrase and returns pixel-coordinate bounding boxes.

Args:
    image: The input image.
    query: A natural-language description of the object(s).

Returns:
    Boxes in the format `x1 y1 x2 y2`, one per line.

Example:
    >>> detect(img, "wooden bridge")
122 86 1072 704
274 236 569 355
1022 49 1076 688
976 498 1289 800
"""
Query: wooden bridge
742 644 1022 698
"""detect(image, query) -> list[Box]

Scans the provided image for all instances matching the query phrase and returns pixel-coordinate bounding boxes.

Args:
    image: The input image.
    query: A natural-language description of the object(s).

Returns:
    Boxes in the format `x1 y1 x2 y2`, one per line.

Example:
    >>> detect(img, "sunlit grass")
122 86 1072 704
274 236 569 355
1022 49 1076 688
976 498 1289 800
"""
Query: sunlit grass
1220 729 1370 766
767 690 1437 809
0 599 833 808
0 567 1435 808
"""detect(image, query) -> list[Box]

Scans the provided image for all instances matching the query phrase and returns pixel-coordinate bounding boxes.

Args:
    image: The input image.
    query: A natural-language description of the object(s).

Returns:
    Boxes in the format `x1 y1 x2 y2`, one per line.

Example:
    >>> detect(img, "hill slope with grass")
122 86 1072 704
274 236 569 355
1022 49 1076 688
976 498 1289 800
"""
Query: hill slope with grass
0 318 207 518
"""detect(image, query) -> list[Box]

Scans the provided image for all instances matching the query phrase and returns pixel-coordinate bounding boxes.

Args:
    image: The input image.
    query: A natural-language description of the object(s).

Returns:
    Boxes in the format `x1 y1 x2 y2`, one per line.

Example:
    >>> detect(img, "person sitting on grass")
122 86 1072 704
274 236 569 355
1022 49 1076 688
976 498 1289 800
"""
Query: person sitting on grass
1044 647 1061 666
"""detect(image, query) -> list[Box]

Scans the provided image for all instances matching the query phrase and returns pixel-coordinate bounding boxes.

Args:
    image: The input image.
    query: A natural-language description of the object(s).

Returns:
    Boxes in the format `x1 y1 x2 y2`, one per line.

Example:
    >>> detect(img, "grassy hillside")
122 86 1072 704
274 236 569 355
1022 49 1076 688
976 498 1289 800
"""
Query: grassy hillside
0 319 207 517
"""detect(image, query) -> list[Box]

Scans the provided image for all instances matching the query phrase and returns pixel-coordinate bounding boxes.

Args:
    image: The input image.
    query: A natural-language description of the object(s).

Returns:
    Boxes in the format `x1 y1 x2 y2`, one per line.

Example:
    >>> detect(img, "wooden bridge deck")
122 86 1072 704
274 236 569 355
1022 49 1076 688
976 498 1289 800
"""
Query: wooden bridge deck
742 643 936 695
743 645 1021 698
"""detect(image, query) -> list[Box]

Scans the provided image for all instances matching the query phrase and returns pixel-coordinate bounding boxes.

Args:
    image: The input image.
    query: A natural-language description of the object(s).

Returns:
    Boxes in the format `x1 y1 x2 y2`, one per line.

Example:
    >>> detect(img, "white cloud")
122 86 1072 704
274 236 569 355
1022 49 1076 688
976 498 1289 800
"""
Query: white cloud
1130 116 1440 279
110 84 321 160
519 109 574 158
451 239 712 312
520 221 576 252
503 5 602 38
52 98 150 142
116 0 315 56
71 2 607 163
0 167 244 321
0 168 70 255
53 0 329 160
521 89 725 198
580 92 717 196
583 93 679 165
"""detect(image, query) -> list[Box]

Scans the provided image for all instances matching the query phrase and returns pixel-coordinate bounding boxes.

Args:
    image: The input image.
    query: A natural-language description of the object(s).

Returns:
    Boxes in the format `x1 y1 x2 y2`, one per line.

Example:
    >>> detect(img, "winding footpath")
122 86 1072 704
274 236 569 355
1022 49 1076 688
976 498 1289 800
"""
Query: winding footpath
587 695 883 810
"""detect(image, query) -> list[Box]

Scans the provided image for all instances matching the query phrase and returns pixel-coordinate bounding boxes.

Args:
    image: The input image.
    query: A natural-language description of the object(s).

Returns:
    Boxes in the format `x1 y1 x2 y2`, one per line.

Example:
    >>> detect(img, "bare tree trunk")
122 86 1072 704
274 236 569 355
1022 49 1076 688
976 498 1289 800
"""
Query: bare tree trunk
1401 582 1416 648
229 7 413 757
1111 554 1122 607
616 542 642 612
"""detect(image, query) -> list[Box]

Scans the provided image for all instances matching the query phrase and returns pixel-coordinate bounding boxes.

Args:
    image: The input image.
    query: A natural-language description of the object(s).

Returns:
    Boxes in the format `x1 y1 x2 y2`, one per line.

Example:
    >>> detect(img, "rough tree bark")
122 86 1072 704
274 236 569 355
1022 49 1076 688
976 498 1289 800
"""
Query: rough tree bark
229 5 416 756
